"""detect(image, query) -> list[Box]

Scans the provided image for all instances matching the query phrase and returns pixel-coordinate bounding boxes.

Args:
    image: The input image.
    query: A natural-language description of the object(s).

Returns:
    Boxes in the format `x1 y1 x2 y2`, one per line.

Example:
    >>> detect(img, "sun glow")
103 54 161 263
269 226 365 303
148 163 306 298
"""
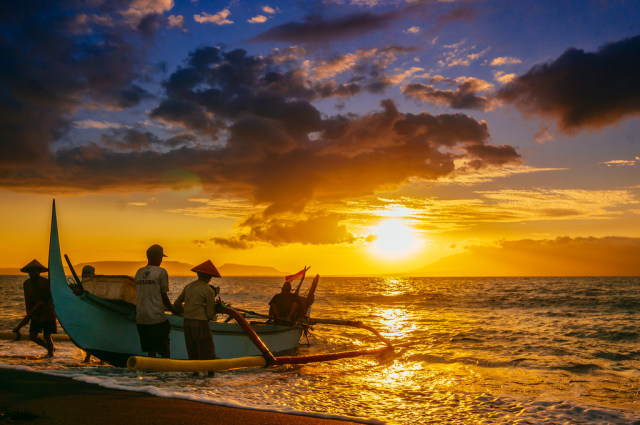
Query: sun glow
368 219 423 260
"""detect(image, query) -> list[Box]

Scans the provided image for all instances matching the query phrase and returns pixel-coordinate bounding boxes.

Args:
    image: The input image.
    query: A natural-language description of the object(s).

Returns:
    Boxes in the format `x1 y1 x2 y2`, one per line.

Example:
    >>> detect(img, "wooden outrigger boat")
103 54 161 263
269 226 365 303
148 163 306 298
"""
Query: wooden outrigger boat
48 201 315 367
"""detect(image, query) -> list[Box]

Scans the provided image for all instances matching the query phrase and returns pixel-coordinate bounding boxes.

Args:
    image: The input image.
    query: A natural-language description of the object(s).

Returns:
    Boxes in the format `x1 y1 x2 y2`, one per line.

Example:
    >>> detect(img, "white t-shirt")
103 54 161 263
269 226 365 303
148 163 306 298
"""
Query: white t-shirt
134 265 169 324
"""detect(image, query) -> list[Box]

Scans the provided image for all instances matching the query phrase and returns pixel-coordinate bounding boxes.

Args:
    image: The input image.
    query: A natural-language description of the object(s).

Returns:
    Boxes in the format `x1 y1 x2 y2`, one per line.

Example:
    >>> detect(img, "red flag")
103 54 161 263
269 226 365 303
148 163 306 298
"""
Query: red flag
285 267 307 283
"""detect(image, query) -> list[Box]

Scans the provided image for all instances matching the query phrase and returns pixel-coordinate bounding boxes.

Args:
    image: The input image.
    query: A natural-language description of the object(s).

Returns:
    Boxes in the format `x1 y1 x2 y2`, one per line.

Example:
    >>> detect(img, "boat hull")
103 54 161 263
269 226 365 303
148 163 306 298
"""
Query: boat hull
48 203 303 367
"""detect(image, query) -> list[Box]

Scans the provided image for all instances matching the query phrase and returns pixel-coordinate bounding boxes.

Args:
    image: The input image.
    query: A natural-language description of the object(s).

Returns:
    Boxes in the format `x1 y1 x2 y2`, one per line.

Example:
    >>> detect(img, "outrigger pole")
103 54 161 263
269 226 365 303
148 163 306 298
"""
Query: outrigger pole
218 308 393 349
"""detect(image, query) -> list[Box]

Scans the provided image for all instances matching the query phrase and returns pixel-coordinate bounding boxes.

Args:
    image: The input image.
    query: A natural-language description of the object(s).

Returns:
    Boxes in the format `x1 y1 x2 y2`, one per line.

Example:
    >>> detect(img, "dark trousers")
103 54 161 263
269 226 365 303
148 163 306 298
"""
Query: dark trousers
183 318 215 360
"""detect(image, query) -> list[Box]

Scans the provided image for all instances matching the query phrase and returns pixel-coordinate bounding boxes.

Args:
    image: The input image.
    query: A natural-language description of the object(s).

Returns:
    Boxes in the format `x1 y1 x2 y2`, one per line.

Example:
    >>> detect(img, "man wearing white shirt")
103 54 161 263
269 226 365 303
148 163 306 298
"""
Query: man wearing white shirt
134 244 176 358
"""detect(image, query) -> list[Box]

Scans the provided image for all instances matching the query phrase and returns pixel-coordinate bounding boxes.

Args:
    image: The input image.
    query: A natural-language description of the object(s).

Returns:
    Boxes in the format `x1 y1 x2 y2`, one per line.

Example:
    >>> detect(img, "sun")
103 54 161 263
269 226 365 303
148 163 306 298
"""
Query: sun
368 219 423 260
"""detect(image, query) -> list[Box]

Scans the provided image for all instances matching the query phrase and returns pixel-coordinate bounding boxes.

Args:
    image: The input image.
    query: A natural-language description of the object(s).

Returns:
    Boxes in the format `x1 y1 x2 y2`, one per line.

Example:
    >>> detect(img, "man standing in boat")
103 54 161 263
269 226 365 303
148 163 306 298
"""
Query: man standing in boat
21 259 57 357
134 244 176 358
173 260 220 374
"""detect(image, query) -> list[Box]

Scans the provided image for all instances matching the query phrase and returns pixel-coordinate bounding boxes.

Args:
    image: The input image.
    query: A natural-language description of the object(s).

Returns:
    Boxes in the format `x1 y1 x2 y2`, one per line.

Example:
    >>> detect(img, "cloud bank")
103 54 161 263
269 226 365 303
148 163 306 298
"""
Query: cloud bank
1 44 521 218
498 35 640 133
416 237 640 276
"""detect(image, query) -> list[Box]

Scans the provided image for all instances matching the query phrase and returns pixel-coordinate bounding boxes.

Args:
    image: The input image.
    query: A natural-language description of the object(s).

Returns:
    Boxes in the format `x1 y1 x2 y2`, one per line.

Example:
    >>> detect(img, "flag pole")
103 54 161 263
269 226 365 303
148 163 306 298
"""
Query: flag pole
293 266 309 295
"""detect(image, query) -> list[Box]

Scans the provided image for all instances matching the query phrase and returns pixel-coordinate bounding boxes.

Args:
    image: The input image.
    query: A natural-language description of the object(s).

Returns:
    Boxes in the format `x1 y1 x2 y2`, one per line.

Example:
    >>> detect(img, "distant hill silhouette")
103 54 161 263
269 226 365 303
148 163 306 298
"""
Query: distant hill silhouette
74 261 193 276
218 263 284 276
1 262 283 277
53 261 285 277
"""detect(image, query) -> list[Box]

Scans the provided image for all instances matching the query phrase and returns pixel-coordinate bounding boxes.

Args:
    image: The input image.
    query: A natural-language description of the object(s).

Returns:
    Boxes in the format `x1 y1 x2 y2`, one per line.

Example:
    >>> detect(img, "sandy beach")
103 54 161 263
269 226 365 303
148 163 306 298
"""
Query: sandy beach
0 368 364 425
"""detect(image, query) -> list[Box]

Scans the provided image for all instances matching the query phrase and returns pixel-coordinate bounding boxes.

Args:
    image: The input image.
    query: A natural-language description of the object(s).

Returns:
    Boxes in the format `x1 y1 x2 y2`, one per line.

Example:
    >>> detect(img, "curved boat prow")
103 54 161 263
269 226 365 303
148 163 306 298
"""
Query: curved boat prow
48 200 65 288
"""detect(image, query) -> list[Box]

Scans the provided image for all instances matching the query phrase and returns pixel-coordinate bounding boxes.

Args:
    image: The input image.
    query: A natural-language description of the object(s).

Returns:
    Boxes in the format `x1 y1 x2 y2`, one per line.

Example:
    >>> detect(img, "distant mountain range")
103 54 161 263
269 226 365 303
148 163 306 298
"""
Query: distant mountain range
217 263 284 276
0 261 285 277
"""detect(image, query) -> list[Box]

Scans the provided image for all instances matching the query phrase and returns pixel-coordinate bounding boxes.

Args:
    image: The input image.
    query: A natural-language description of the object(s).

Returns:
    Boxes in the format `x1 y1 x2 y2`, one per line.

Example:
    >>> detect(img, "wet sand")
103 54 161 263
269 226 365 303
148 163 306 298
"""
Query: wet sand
0 368 365 425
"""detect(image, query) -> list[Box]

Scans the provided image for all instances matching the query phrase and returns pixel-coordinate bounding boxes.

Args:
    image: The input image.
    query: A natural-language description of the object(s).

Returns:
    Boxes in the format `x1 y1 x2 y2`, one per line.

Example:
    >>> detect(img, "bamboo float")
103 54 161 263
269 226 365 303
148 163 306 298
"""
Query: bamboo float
127 345 393 372
128 355 268 372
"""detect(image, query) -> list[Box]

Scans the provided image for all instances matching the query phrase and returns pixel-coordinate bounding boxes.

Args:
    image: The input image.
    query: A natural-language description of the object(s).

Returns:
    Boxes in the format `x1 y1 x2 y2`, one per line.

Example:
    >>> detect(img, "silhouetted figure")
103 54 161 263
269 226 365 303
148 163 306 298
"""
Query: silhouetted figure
21 259 57 357
134 244 176 358
174 260 221 376
81 265 95 280
269 281 302 324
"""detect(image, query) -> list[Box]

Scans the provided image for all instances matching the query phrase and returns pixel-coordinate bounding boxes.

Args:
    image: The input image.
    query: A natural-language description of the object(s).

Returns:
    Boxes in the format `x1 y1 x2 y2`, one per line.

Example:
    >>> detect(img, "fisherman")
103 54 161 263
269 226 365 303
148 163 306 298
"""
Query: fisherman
268 281 302 323
21 259 57 357
81 265 95 281
134 244 176 358
173 260 220 376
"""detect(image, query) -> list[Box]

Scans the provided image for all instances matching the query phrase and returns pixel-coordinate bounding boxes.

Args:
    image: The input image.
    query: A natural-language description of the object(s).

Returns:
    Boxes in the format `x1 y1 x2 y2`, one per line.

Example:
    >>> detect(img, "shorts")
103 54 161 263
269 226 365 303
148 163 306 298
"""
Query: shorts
136 319 171 354
30 320 57 335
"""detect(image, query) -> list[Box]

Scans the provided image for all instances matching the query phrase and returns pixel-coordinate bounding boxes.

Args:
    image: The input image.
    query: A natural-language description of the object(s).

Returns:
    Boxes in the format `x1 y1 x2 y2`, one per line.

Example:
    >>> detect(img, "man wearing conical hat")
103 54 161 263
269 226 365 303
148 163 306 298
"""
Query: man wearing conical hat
21 259 57 357
173 260 221 373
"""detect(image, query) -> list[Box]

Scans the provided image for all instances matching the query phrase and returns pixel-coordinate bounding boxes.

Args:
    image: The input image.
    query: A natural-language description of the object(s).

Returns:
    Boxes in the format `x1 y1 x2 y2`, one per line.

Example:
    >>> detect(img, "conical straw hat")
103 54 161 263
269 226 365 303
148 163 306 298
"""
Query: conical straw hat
191 260 221 278
20 259 48 273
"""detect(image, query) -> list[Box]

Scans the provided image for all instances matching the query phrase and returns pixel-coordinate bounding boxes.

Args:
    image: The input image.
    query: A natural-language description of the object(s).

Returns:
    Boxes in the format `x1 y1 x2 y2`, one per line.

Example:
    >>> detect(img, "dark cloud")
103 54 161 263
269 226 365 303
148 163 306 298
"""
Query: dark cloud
112 84 154 109
0 1 162 167
207 213 360 249
314 82 361 98
252 4 474 44
403 81 493 110
137 13 164 38
252 12 396 44
150 99 222 136
497 35 640 133
99 128 189 152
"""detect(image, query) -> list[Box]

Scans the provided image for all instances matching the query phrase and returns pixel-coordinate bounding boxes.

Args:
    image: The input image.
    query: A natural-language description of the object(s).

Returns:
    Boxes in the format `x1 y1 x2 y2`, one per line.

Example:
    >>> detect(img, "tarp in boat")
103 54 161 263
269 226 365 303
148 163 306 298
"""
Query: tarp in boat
82 275 137 305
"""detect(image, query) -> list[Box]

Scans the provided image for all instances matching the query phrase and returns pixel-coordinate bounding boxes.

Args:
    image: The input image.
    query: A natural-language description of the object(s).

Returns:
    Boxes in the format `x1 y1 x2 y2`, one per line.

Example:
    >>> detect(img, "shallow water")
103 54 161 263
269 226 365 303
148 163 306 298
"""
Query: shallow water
1 275 639 424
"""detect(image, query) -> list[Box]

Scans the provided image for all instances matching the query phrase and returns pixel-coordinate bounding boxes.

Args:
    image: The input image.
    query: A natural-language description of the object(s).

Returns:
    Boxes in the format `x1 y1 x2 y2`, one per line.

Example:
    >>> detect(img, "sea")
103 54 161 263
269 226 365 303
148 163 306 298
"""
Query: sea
1 275 639 424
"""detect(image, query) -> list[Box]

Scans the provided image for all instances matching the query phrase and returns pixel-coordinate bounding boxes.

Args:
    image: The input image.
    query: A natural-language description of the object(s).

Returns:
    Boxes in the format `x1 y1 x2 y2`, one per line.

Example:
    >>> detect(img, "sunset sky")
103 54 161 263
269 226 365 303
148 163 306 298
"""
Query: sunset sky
1 0 639 276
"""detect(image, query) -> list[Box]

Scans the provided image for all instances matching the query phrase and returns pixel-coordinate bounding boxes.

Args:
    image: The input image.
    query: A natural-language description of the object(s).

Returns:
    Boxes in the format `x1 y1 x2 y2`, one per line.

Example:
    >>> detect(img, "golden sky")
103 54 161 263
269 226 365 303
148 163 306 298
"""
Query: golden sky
1 1 639 276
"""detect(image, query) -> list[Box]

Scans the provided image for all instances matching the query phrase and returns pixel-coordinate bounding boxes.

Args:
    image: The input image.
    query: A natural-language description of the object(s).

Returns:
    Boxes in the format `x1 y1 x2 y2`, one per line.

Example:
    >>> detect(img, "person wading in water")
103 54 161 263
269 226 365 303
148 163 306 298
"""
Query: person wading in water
21 259 57 357
173 260 221 377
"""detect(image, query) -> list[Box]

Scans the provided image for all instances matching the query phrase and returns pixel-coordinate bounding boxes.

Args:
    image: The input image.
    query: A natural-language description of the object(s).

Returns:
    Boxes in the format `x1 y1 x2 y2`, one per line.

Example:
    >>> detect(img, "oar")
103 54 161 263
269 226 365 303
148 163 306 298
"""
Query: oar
64 254 82 286
11 300 45 341
230 307 270 319
217 305 276 364
230 307 311 328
